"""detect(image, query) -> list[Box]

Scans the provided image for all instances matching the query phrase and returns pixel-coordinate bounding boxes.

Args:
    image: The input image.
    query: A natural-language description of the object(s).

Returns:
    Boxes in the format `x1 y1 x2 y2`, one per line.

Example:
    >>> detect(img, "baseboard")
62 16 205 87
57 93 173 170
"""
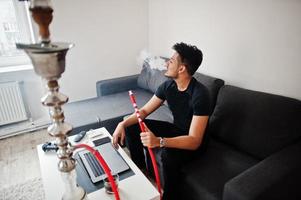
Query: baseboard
0 118 50 139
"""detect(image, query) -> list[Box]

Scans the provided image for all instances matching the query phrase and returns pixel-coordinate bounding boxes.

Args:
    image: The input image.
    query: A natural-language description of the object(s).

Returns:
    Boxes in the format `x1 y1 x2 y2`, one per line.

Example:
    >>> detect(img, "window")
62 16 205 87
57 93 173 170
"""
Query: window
0 0 34 69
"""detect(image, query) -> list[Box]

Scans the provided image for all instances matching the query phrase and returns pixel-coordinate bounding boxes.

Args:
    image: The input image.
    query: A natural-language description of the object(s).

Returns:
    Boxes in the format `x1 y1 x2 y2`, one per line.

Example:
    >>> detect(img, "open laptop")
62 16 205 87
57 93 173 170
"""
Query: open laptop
78 137 130 183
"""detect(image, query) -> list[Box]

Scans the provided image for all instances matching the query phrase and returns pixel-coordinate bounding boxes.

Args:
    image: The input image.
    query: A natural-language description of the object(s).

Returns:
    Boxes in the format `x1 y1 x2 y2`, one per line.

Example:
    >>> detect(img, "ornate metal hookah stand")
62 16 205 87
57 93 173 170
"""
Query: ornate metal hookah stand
16 0 86 199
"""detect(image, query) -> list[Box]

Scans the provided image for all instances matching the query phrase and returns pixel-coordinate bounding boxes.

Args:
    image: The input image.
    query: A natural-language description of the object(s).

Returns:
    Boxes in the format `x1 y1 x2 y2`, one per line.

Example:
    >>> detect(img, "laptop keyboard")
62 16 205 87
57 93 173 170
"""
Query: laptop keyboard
78 137 130 183
83 152 105 177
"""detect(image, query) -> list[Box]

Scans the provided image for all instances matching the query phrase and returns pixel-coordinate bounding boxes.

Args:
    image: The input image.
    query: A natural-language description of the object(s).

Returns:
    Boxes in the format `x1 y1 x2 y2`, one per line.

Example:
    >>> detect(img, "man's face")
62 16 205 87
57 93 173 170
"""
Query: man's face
165 52 182 78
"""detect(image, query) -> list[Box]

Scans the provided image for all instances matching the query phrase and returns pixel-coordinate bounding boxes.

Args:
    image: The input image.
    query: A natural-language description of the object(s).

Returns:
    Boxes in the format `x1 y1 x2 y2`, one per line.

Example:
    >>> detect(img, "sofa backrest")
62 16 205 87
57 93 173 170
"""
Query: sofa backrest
193 72 225 114
137 57 169 93
96 75 139 97
137 67 168 94
137 59 225 114
209 85 301 159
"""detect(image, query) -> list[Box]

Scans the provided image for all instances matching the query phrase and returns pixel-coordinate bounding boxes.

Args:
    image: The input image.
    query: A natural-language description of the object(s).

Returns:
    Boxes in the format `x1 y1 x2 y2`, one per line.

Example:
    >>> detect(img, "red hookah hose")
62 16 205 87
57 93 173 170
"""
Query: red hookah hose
74 143 120 200
128 90 162 199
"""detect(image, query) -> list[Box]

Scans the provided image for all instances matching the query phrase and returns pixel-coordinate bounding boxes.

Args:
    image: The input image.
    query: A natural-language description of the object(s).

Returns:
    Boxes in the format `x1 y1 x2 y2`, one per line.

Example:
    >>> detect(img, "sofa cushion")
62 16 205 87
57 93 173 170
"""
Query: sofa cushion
64 89 154 135
209 85 301 159
147 104 173 123
64 98 102 135
181 139 258 200
193 72 224 114
137 57 169 93
223 140 301 200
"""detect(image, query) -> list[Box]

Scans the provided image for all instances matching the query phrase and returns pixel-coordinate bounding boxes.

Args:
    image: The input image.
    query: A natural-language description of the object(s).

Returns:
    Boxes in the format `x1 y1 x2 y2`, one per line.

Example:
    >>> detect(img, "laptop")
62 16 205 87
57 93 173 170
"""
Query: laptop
78 137 130 183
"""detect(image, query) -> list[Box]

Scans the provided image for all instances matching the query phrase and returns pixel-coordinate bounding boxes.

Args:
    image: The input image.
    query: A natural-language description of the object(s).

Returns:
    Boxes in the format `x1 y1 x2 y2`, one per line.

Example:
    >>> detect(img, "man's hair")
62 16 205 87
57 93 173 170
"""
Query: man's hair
172 42 203 76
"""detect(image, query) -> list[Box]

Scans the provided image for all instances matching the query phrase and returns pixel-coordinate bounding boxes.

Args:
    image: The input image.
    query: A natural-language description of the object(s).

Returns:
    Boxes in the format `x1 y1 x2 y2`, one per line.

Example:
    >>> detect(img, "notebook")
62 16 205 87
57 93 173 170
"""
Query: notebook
78 137 130 183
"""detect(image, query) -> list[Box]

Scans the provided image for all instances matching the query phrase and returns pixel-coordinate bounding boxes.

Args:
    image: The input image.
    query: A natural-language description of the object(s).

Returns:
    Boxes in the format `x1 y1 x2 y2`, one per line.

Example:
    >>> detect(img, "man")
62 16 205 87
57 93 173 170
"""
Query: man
113 42 210 200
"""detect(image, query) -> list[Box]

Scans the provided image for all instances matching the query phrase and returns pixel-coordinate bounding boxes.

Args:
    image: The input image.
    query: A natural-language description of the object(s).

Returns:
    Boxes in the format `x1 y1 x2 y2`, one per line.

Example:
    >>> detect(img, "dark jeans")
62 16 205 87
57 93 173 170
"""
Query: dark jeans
125 119 198 200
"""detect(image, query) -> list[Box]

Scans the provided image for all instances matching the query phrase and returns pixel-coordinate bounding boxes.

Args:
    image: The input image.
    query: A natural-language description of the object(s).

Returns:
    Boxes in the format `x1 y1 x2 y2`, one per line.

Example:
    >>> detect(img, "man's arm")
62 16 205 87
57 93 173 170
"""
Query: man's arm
164 115 209 150
141 115 209 150
112 95 163 146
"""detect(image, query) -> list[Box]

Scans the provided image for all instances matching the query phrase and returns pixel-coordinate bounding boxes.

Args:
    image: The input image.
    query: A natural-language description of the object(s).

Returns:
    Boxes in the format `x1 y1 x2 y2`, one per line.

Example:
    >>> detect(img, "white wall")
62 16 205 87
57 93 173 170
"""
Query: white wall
51 0 148 101
149 0 301 100
0 0 148 131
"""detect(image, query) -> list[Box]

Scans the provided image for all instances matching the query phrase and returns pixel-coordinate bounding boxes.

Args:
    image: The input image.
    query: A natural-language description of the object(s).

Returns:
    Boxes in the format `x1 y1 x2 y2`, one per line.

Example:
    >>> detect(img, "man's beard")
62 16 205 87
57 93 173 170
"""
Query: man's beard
164 72 178 79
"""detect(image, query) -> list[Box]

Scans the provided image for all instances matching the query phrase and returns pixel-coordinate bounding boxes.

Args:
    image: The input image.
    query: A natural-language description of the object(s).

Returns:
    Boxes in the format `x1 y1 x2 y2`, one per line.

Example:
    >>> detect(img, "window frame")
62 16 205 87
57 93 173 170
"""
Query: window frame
0 0 35 71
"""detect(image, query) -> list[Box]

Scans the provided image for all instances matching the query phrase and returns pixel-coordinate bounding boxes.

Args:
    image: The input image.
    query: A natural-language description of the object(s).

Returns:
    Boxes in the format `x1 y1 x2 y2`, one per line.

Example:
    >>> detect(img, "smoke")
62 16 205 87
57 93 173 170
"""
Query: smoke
136 49 166 71
136 49 151 68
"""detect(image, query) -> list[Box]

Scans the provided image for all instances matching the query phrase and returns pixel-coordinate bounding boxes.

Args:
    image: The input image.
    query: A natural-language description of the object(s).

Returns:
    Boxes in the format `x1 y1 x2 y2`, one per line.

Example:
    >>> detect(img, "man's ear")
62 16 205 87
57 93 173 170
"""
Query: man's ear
178 64 186 74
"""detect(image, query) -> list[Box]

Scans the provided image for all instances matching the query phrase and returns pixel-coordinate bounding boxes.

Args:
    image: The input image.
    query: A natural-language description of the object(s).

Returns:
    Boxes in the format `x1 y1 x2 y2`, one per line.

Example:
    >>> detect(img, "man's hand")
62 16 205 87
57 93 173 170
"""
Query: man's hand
112 123 126 148
140 123 160 148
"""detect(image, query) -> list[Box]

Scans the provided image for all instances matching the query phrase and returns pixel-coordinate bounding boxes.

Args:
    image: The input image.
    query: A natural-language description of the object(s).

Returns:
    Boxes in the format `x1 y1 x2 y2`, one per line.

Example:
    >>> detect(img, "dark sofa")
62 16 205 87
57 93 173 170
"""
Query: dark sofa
182 85 301 200
64 62 301 200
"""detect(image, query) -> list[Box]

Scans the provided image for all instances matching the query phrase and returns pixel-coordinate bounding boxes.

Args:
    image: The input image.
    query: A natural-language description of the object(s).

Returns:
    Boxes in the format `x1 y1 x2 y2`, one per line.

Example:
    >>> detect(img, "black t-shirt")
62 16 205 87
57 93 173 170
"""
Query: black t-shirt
155 77 210 133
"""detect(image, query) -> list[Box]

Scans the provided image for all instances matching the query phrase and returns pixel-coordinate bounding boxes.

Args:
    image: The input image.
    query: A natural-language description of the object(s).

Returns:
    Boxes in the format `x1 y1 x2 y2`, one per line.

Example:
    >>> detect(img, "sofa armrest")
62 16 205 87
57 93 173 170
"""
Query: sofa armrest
96 74 139 97
223 140 301 200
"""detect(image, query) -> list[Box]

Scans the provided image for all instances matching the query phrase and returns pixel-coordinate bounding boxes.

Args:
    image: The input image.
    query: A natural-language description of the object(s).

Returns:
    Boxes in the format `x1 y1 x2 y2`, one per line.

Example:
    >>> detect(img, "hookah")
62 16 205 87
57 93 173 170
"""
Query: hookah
16 0 119 199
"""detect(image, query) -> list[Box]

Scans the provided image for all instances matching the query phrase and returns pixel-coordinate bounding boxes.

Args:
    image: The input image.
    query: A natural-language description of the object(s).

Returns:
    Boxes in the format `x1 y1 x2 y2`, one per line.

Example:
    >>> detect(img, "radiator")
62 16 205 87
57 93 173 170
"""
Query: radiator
0 81 28 126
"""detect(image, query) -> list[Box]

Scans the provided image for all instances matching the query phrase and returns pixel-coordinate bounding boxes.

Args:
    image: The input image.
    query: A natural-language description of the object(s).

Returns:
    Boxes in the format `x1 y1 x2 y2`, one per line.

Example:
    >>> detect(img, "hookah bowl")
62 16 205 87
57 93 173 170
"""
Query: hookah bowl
16 0 86 199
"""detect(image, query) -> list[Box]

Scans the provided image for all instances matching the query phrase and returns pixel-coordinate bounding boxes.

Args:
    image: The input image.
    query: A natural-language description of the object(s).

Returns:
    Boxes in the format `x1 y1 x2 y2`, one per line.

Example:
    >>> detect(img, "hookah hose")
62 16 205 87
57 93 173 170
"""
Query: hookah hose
74 143 120 200
128 90 162 199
